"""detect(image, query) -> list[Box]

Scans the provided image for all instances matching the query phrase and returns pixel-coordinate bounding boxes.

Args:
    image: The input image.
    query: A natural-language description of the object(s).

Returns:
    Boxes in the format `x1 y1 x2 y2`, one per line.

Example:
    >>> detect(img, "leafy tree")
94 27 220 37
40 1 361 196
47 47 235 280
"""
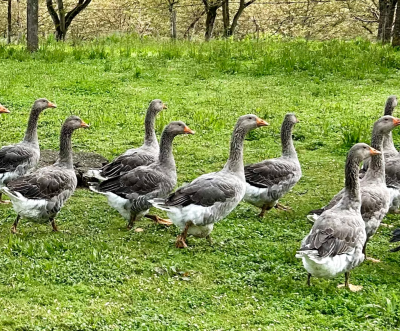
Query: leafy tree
46 0 92 41
222 0 256 37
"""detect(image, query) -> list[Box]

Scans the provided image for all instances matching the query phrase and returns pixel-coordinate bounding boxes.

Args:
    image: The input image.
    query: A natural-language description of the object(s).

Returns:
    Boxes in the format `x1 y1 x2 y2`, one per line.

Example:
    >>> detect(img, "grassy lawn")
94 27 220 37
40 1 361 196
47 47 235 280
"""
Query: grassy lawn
1 36 400 330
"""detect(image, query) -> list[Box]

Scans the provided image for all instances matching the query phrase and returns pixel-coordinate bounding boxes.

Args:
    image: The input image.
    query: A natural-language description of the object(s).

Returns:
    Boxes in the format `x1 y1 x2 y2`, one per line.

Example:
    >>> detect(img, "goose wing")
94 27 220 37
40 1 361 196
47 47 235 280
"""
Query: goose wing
299 213 364 258
6 167 75 200
101 152 156 178
385 157 400 188
245 158 299 188
165 173 237 208
0 144 35 173
98 167 163 199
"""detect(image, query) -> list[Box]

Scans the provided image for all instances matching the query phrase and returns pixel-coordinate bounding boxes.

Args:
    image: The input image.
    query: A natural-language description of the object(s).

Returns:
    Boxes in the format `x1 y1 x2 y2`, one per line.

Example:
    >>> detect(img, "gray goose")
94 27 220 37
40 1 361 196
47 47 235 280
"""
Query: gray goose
244 113 301 217
296 143 380 292
390 228 400 252
87 99 167 181
308 116 400 262
361 95 398 175
382 95 398 158
89 121 194 229
0 98 56 203
2 116 89 233
151 115 268 248
0 104 10 114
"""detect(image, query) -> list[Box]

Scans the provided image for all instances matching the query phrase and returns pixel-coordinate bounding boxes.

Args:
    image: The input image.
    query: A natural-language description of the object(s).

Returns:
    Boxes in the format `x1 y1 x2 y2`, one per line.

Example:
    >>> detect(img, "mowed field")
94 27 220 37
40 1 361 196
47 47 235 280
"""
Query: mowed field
1 36 400 330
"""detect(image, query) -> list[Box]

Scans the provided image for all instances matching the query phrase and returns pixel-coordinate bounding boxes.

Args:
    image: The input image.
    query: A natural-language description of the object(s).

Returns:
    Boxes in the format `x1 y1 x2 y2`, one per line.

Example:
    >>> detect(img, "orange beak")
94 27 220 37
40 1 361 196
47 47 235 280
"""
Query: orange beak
162 103 168 110
256 117 269 127
80 121 90 128
0 105 10 113
47 102 57 109
369 147 381 156
393 117 400 126
183 126 195 134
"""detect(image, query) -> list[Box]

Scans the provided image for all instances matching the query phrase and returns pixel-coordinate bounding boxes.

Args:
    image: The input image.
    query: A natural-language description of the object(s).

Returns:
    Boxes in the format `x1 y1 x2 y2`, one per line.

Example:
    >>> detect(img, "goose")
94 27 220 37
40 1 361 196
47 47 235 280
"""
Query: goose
308 116 400 262
2 116 89 233
0 98 56 203
382 95 398 158
151 114 269 248
383 154 400 214
87 99 167 181
244 113 301 217
390 228 400 252
89 121 194 229
0 104 10 114
296 143 380 292
361 95 398 175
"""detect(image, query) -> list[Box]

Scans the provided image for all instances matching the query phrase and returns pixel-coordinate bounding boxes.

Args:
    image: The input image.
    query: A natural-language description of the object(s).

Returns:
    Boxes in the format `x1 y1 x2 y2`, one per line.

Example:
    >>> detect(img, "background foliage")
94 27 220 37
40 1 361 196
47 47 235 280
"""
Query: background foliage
0 0 381 41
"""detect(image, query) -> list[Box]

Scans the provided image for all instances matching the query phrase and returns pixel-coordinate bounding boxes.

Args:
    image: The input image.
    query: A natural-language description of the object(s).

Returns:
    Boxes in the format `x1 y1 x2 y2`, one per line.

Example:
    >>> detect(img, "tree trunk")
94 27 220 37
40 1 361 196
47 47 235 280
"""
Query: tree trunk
57 0 66 40
385 0 397 42
392 3 400 46
46 0 92 41
378 0 397 43
378 0 385 39
222 0 230 37
205 6 218 41
7 0 12 44
169 6 177 39
229 0 256 36
27 0 39 52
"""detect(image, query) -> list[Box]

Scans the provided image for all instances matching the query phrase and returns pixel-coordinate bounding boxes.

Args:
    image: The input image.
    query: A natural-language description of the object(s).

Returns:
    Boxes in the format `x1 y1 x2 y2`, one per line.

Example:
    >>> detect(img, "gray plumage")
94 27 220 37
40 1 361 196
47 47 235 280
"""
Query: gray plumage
361 95 398 174
151 114 268 246
308 116 400 247
87 99 166 181
0 99 56 191
2 116 88 232
297 143 378 286
244 113 301 212
90 121 194 227
390 228 400 252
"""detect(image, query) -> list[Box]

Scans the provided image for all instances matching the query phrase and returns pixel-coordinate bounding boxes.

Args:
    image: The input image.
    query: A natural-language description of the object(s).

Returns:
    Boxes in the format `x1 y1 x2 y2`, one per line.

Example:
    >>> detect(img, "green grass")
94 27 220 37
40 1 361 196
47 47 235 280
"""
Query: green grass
1 35 400 330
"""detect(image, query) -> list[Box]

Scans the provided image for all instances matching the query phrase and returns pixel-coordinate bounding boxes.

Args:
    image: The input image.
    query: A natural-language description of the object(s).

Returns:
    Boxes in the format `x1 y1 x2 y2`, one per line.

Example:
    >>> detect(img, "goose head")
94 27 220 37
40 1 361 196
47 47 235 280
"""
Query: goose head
0 104 10 114
149 99 167 114
374 115 400 135
284 113 299 125
63 115 89 132
236 114 269 133
349 143 381 163
163 121 194 136
33 98 57 112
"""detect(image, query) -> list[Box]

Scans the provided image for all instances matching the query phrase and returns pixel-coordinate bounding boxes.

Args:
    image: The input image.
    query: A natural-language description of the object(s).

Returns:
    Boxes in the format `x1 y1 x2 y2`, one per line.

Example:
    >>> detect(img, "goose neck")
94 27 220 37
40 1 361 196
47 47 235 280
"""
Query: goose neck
384 101 394 116
281 122 297 158
55 126 74 169
144 109 158 149
341 156 361 211
224 125 247 174
23 108 41 146
364 131 385 181
383 132 397 153
158 131 176 170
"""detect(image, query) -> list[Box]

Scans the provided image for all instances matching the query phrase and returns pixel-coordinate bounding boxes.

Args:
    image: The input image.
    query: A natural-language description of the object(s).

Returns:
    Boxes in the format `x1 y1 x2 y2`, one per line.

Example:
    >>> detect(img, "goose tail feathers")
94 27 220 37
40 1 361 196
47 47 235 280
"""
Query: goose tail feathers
85 169 108 182
150 198 170 211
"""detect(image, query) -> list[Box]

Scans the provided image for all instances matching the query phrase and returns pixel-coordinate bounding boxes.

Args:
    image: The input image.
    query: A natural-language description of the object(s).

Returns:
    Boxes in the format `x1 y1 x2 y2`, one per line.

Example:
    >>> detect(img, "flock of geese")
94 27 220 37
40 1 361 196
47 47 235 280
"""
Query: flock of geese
0 96 400 292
